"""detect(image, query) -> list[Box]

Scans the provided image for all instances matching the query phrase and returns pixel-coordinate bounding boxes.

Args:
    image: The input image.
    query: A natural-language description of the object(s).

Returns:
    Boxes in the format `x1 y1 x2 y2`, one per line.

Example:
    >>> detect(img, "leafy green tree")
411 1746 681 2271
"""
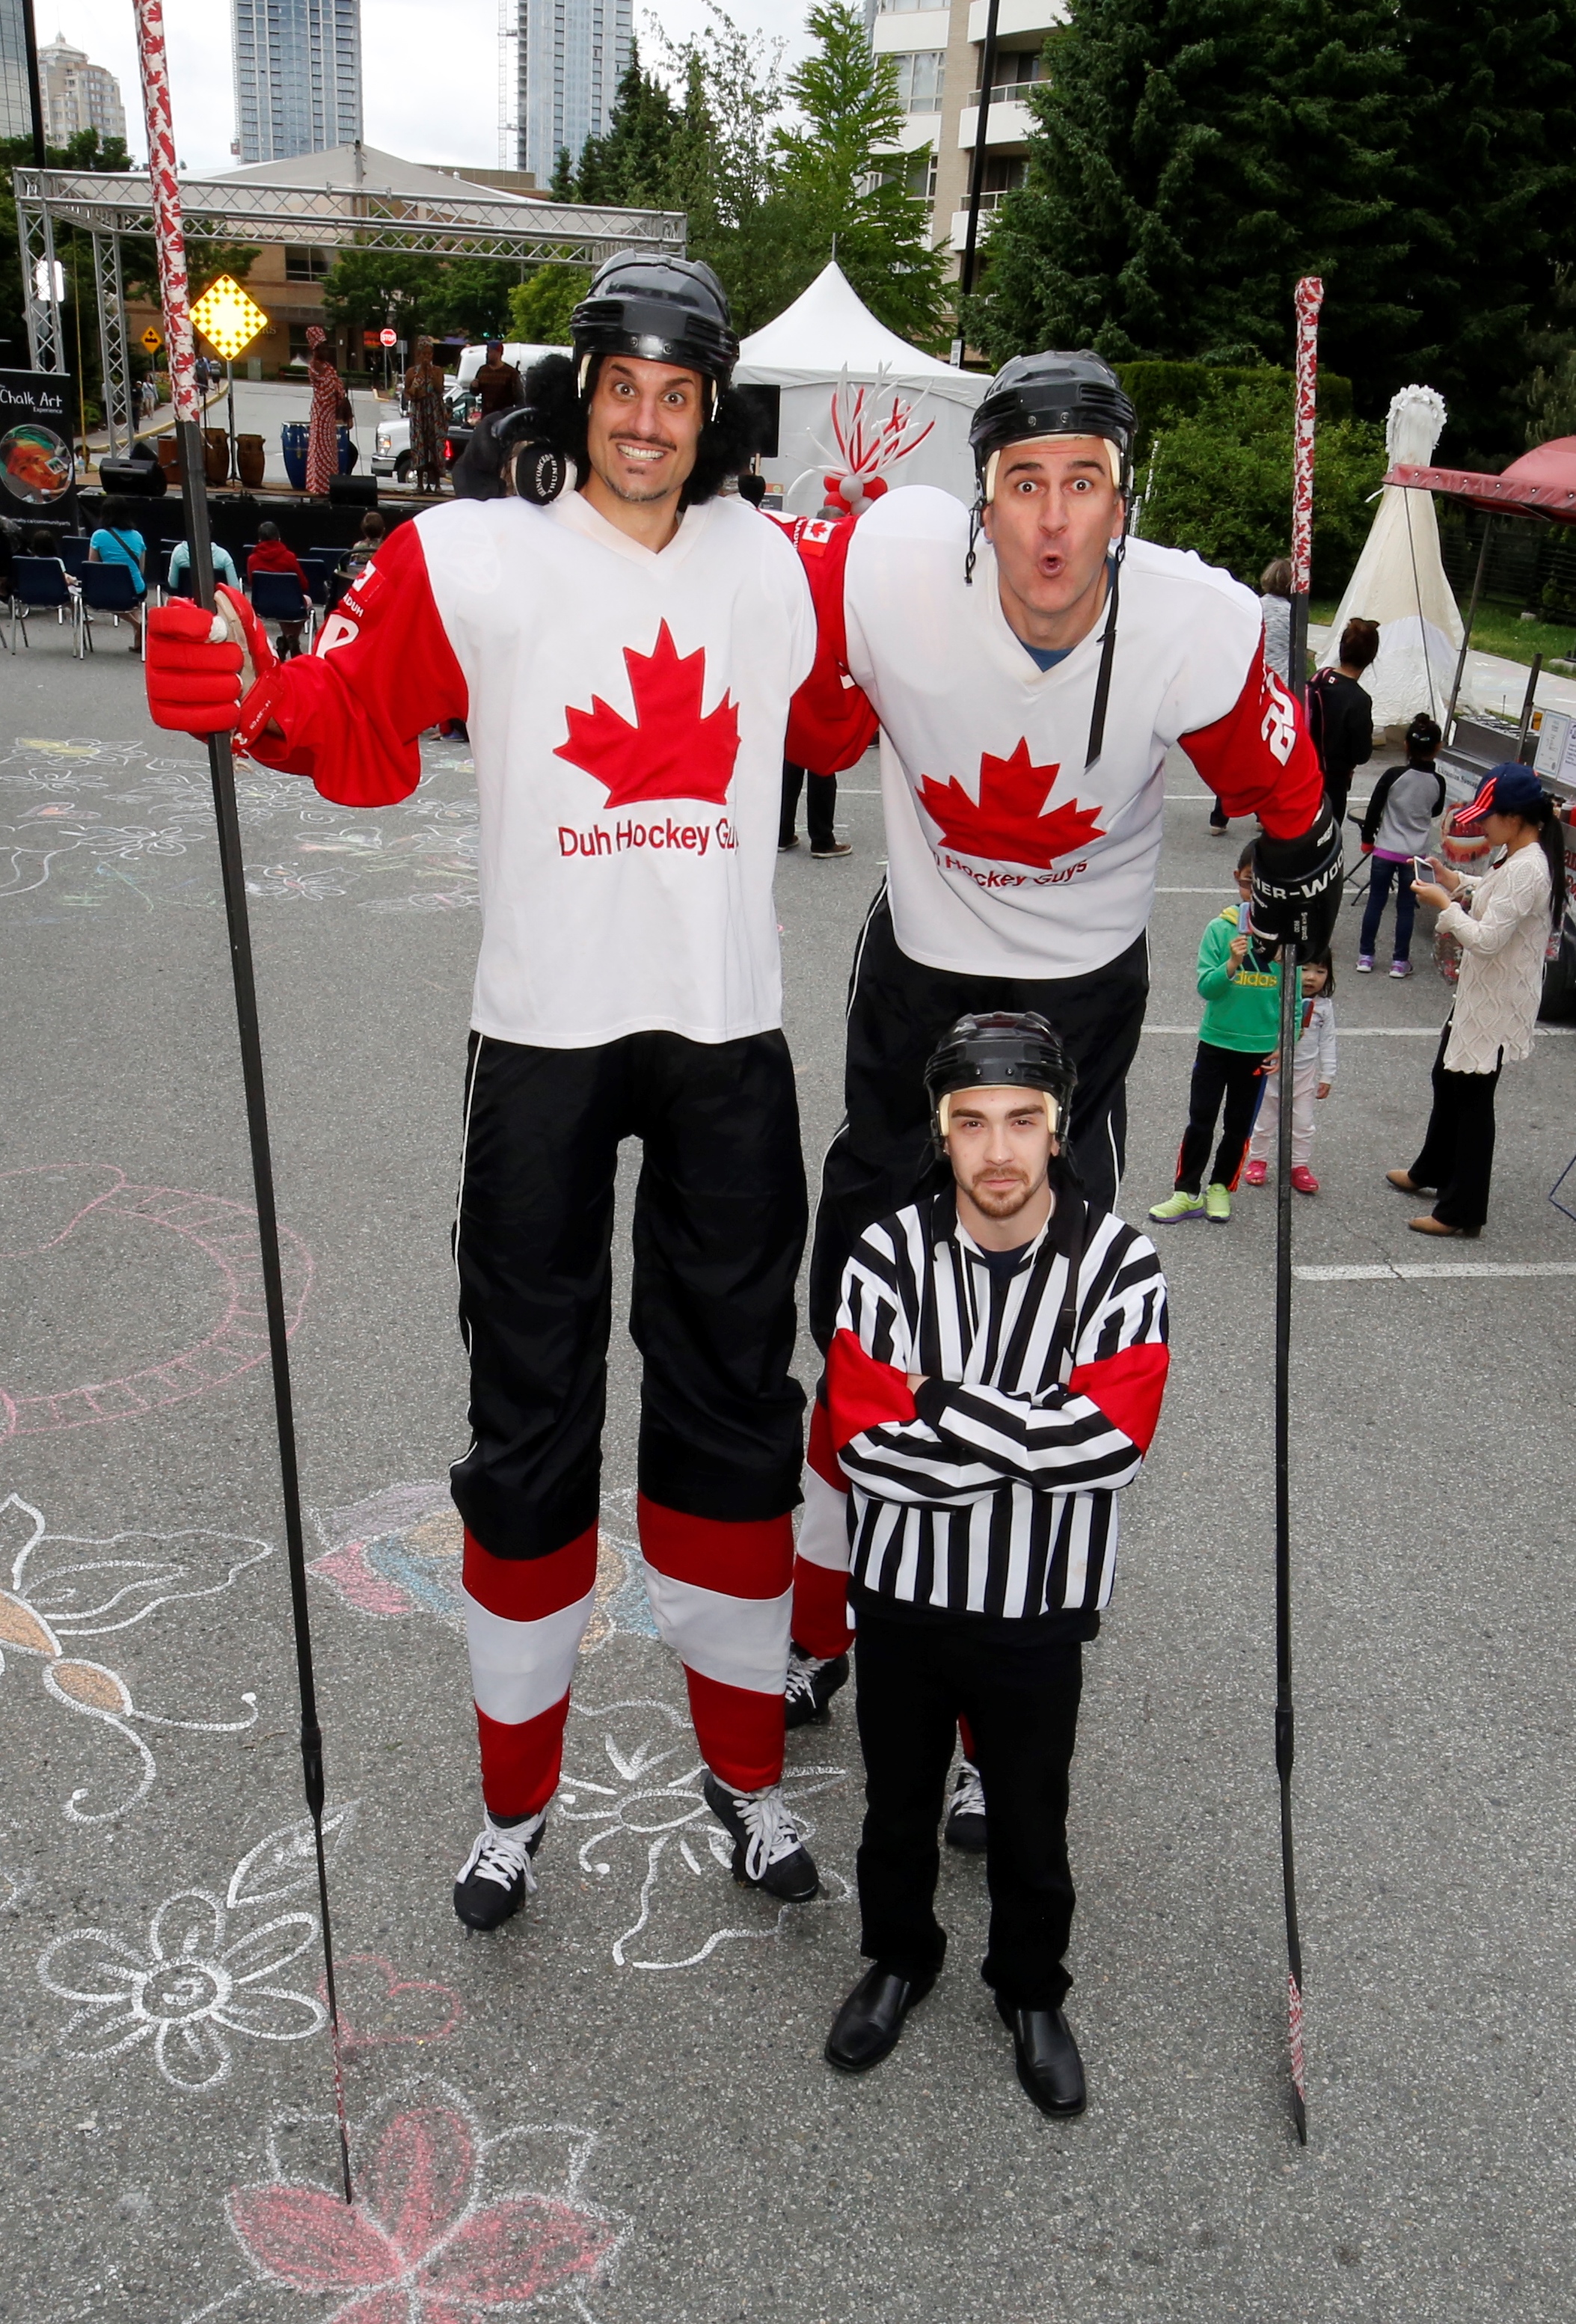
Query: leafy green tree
1138 372 1385 595
760 0 948 347
319 248 445 343
1393 0 1576 460
963 0 1406 408
506 263 589 344
651 1 788 331
425 260 521 343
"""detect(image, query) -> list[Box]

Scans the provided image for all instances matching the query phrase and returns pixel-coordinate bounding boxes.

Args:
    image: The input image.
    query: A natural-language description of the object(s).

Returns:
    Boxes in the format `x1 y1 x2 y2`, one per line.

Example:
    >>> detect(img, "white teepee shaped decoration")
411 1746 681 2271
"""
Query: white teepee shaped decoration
1320 384 1480 724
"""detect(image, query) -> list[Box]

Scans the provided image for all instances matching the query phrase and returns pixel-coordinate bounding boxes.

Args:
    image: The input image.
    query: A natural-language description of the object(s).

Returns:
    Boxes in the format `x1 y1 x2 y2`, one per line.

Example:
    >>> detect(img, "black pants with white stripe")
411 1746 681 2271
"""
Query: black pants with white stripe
450 1028 809 1557
852 1594 1084 2010
808 890 1149 1346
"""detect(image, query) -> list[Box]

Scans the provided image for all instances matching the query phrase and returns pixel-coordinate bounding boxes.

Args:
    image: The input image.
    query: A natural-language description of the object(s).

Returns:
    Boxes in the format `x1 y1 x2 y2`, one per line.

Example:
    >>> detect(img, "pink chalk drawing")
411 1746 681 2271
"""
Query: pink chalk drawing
0 1491 270 1821
0 1163 313 1438
322 1956 464 2053
227 2079 624 2318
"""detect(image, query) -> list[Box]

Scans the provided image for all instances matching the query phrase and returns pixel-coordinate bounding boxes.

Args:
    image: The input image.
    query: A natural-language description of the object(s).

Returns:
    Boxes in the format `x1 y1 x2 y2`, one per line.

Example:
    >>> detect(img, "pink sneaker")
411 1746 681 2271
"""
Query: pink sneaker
1243 1158 1267 1186
1290 1165 1319 1195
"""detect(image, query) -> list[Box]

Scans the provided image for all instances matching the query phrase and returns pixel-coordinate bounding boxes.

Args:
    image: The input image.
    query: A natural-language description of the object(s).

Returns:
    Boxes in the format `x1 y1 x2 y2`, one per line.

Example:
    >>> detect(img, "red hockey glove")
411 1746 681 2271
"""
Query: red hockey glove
144 585 276 738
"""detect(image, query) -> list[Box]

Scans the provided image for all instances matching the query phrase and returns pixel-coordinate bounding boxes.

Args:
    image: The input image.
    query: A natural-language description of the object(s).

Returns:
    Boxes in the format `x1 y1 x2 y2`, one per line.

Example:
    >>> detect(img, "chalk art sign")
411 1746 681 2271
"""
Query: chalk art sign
0 371 76 506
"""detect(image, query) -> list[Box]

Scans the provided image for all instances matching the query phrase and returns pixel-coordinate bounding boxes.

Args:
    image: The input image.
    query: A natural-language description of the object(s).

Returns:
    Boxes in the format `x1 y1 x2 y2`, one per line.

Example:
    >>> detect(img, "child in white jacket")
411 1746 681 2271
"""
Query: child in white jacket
1244 952 1337 1195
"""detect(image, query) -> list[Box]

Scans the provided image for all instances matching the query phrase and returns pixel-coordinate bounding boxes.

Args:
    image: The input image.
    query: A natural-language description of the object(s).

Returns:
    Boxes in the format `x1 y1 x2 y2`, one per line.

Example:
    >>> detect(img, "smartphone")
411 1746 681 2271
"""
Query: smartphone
1412 855 1433 883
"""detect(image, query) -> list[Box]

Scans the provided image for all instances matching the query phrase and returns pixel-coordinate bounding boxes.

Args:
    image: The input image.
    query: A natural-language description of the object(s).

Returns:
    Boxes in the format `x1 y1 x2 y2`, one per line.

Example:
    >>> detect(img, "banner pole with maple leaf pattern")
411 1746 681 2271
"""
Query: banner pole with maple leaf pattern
1273 274 1323 2153
132 0 355 2205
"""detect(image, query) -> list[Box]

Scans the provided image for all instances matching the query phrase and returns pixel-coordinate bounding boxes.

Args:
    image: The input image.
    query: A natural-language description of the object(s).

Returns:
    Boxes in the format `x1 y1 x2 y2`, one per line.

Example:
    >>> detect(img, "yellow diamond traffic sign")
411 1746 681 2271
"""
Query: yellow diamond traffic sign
141 325 162 353
189 275 268 362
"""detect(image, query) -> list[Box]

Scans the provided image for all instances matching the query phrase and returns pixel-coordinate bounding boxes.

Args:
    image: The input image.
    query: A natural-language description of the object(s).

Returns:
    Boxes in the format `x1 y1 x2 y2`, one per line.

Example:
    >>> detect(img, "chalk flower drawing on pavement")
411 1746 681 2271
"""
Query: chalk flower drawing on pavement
0 735 479 912
37 1804 355 2091
226 2077 625 2322
307 1481 657 1651
560 1695 849 1971
0 1162 312 1438
0 1491 270 1821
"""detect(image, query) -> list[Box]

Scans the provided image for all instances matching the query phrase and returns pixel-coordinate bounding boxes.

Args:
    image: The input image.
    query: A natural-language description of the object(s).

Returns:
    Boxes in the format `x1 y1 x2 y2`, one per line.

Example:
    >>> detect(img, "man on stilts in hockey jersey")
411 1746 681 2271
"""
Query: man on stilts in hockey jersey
143 257 827 1928
779 352 1343 1747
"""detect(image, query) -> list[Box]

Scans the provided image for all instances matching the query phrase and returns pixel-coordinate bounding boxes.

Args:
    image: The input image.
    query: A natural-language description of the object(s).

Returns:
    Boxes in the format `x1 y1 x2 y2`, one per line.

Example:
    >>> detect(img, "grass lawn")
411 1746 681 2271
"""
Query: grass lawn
1310 599 1576 672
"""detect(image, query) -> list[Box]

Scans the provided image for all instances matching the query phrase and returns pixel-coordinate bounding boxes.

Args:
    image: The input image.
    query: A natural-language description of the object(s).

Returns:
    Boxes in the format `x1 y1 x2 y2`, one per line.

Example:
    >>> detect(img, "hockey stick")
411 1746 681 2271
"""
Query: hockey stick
132 0 353 2204
1272 273 1323 2150
1271 945 1306 2146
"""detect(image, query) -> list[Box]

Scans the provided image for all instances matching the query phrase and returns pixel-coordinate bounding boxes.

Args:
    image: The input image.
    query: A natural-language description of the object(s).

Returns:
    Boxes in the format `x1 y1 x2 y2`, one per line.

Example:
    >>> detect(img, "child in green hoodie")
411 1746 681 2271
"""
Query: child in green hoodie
1150 844 1298 1224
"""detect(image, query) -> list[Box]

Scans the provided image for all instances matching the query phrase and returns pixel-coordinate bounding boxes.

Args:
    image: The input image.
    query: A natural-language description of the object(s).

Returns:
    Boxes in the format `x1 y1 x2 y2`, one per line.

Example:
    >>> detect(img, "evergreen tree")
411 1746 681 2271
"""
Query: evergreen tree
965 0 1405 405
1393 0 1576 459
651 1 788 331
761 0 948 347
574 41 681 206
506 263 590 344
549 147 576 198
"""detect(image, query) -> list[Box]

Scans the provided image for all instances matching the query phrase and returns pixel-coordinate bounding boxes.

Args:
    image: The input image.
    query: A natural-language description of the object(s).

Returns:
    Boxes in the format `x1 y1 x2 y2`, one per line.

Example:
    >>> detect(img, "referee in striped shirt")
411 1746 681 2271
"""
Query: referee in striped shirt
821 1011 1169 2116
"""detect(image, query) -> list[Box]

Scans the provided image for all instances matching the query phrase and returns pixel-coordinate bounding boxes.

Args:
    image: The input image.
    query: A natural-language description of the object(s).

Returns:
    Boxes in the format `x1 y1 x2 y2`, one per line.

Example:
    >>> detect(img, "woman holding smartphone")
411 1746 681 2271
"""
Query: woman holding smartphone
1391 764 1565 1236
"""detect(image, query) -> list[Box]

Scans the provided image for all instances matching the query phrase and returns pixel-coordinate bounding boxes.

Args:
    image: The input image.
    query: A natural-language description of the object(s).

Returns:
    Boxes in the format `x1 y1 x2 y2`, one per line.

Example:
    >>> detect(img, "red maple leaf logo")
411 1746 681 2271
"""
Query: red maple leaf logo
554 621 741 809
916 740 1106 870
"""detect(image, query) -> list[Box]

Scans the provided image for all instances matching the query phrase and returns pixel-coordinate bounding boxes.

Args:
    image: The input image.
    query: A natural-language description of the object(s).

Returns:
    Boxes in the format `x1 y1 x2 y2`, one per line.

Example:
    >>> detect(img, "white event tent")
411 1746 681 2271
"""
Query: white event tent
1320 384 1480 726
735 262 990 515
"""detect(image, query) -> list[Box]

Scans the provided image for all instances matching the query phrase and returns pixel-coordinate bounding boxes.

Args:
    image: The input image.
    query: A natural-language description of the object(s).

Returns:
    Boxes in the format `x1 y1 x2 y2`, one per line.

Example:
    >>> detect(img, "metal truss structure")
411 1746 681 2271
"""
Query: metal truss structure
13 165 685 459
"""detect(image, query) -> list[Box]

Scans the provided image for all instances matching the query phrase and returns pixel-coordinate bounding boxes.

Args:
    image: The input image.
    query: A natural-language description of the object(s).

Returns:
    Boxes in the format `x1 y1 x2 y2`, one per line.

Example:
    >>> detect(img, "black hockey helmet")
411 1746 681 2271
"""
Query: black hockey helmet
925 1011 1078 1141
570 255 739 393
969 351 1137 495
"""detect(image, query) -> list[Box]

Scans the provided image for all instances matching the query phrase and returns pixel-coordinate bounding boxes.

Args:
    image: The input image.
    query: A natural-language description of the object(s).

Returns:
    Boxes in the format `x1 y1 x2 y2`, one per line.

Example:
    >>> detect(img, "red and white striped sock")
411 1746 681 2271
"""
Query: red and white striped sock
791 1393 853 1661
637 1495 792 1794
462 1524 597 1823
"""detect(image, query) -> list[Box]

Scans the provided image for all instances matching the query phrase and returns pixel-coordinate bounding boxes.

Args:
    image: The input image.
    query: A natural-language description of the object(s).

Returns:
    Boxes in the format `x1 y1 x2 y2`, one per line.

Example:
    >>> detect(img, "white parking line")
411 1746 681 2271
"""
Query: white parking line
1296 1262 1576 1282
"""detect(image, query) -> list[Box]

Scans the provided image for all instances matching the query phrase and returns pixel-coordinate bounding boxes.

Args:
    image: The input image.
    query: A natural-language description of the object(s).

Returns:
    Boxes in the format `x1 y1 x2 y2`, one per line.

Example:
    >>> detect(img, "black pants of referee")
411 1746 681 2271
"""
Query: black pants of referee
450 1028 808 1557
1408 1024 1502 1233
808 889 1149 1346
853 1595 1084 2010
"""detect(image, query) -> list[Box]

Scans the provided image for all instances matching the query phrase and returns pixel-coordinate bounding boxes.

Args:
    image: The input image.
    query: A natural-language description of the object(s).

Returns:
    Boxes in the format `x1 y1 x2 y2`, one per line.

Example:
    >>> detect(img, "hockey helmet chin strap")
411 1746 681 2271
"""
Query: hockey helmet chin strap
966 432 1131 775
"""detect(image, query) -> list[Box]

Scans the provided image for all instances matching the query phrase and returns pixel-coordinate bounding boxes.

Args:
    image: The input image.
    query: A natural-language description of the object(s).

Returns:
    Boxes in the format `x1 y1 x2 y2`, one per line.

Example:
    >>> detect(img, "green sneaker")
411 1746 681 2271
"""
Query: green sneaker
1204 1182 1231 1222
1148 1190 1205 1224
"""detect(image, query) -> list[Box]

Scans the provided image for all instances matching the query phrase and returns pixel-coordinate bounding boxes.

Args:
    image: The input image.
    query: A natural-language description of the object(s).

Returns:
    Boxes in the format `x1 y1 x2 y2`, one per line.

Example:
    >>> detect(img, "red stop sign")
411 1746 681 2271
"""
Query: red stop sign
379 328 397 348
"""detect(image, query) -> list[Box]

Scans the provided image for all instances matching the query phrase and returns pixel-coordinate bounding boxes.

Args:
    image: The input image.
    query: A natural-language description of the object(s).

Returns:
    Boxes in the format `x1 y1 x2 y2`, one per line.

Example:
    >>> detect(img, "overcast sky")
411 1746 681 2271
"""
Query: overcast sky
50 0 809 178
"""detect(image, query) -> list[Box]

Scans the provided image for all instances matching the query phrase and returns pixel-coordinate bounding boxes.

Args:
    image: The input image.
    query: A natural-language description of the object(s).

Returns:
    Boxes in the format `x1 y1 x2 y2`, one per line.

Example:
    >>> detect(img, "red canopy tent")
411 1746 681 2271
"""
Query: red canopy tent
1385 435 1576 524
1382 436 1576 739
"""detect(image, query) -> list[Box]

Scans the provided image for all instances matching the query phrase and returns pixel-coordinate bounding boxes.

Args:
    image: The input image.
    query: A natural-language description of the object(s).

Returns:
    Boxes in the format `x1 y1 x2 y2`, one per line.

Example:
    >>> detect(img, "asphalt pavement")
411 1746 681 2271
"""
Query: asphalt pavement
1 621 1574 2324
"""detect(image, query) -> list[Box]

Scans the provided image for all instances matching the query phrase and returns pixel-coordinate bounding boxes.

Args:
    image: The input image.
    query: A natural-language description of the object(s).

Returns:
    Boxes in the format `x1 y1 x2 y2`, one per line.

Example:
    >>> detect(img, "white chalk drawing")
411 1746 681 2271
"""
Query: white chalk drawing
0 1162 313 1438
37 1805 355 2092
0 735 479 913
220 2075 625 2321
0 1491 271 1821
559 1696 850 1970
307 1480 658 1648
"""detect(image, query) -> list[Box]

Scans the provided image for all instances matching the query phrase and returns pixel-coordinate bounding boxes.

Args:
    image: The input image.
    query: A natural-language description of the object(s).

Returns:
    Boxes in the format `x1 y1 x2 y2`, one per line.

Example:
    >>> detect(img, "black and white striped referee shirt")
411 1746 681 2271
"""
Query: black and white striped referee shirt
824 1190 1169 1623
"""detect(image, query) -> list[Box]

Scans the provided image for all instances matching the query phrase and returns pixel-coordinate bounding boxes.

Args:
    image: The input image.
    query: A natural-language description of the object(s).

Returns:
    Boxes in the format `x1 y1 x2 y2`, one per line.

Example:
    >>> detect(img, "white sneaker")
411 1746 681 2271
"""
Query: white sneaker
453 1810 545 1931
944 1760 988 1854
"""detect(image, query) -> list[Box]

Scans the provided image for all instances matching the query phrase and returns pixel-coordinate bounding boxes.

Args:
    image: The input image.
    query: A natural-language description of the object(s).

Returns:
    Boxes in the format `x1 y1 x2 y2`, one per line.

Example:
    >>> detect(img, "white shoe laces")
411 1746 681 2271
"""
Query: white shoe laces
725 1782 805 1882
784 1652 830 1708
459 1812 544 1895
950 1762 986 1824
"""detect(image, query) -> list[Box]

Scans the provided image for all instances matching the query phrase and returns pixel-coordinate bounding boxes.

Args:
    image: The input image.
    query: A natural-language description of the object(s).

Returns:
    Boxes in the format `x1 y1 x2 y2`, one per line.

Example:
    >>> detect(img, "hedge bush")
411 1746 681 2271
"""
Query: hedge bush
1134 372 1383 598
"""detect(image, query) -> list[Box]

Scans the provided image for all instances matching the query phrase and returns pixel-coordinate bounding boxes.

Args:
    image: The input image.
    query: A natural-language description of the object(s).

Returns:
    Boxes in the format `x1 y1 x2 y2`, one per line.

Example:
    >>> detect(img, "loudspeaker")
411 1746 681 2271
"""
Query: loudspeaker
328 474 378 509
97 456 168 497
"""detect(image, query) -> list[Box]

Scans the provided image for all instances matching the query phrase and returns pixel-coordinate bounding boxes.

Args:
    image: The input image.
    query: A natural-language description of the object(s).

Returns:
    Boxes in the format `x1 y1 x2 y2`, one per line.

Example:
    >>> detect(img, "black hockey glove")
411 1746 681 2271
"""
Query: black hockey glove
1251 806 1343 960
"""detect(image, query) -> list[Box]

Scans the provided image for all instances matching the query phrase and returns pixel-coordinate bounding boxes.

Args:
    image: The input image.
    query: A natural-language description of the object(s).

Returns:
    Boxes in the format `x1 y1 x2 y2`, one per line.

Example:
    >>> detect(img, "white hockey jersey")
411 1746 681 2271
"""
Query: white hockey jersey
238 490 815 1049
786 488 1324 981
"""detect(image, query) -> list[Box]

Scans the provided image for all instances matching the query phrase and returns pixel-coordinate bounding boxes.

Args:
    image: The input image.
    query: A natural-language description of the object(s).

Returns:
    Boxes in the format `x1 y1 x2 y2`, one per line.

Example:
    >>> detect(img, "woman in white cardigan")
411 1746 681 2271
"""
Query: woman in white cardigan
1388 764 1566 1236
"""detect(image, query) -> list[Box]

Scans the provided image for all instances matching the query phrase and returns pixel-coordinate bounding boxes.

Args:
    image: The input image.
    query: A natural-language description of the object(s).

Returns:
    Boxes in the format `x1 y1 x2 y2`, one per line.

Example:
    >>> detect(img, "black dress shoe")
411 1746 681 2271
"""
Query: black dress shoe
825 1964 933 2073
995 1995 1087 2117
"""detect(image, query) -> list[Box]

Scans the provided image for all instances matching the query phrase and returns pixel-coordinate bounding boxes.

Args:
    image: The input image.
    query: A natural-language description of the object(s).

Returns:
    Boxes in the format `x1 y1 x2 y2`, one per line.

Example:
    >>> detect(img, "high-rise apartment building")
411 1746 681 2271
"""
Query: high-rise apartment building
514 0 632 186
0 0 34 146
39 33 126 149
233 0 363 166
871 0 1065 277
